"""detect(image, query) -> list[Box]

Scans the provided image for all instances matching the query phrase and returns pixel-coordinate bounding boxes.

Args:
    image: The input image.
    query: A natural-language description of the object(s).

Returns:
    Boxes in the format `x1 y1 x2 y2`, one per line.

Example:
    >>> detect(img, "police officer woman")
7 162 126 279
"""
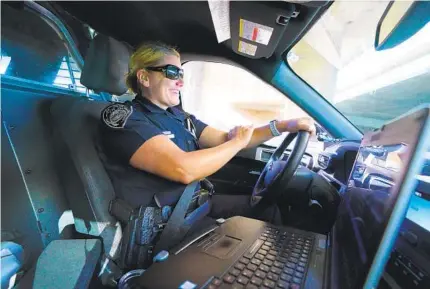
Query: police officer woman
99 42 315 214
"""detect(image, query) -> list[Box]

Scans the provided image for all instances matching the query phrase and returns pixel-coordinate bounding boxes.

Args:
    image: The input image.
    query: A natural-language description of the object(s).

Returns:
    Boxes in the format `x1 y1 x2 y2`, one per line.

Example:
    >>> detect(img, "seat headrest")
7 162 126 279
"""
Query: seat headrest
81 34 132 95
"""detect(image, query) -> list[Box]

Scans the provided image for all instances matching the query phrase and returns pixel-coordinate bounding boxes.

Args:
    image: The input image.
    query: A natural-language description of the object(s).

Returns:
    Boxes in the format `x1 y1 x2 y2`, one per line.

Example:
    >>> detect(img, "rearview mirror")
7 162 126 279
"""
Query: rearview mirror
375 1 430 51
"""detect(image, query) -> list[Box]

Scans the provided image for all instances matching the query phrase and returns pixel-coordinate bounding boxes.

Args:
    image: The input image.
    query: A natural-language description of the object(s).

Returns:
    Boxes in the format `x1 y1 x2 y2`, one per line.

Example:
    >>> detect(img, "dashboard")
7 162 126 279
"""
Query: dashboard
316 140 360 185
255 147 314 168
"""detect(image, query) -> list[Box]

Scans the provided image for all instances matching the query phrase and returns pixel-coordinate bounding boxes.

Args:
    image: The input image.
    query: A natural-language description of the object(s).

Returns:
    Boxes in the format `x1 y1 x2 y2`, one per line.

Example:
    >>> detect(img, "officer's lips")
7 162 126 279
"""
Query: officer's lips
170 89 180 96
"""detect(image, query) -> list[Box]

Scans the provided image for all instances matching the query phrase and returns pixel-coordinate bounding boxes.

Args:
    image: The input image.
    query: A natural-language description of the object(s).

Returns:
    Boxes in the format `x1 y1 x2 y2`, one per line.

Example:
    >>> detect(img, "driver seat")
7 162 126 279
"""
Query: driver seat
50 34 132 286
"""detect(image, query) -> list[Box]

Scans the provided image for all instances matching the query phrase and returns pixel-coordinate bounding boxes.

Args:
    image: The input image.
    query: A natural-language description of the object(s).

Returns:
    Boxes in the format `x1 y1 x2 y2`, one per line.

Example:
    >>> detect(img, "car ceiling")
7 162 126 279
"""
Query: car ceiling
50 1 331 83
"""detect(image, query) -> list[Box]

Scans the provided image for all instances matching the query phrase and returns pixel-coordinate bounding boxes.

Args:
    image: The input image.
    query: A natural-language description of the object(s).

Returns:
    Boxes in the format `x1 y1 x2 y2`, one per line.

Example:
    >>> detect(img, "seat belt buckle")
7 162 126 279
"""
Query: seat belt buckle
108 198 134 223
154 223 167 232
201 178 215 196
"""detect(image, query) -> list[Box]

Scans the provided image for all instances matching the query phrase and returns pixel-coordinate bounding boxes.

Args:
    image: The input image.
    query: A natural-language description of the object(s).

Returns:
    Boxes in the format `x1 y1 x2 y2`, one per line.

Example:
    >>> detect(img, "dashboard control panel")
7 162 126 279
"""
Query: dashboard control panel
255 147 313 169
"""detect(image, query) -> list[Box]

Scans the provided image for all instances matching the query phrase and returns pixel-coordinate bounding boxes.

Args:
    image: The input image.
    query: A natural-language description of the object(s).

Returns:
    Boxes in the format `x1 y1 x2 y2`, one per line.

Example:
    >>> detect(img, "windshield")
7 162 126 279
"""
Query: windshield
287 1 430 133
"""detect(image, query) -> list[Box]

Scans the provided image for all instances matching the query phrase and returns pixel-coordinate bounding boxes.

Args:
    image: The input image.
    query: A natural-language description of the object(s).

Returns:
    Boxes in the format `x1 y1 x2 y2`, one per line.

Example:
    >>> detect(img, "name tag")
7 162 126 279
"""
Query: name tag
163 131 175 139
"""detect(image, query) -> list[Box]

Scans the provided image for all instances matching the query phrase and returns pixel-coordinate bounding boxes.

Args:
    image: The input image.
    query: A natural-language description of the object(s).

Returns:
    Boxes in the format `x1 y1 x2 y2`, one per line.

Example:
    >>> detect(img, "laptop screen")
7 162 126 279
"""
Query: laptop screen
332 108 430 289
406 179 430 232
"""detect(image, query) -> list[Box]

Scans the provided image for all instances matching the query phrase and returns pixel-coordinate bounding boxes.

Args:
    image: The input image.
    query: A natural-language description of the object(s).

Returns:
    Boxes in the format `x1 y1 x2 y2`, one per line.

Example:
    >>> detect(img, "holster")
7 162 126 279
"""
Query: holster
109 179 214 271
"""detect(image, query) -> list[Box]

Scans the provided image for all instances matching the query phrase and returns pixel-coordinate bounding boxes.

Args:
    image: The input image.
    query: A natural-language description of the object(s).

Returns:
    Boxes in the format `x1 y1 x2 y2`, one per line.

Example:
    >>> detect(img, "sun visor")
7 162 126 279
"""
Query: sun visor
229 1 298 59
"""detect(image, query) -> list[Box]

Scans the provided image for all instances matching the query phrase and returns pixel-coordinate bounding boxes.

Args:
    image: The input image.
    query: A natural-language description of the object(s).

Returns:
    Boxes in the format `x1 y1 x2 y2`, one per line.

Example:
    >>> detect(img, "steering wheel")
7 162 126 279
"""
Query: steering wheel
250 131 310 207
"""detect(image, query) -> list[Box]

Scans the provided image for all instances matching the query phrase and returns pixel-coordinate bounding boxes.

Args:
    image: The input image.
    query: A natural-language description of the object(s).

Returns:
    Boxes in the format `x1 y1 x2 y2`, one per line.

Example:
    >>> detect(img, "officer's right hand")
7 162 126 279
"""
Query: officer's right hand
228 125 254 148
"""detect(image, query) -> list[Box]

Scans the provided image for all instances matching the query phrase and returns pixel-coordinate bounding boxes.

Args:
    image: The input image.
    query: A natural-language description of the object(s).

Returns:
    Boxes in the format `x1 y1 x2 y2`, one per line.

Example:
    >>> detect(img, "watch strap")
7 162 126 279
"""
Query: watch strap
269 120 281 136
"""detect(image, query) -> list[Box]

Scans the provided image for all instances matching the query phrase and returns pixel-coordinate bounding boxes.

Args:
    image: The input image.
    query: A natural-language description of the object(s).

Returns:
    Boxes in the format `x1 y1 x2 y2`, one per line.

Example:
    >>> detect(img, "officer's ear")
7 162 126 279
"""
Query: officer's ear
137 69 150 88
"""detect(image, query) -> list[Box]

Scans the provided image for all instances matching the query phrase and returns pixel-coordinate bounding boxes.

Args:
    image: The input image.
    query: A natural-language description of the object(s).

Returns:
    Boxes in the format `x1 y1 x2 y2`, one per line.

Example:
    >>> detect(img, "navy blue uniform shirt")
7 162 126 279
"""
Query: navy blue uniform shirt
98 94 208 207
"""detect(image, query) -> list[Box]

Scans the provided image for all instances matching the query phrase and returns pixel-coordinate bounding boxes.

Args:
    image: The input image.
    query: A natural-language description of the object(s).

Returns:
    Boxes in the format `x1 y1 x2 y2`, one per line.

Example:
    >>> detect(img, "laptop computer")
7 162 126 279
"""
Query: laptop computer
137 105 430 289
331 105 430 289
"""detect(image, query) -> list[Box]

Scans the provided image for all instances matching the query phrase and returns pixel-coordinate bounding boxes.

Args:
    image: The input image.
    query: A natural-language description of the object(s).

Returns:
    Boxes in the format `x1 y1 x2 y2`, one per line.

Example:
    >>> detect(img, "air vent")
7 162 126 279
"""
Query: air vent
318 154 331 169
260 149 287 162
261 150 273 162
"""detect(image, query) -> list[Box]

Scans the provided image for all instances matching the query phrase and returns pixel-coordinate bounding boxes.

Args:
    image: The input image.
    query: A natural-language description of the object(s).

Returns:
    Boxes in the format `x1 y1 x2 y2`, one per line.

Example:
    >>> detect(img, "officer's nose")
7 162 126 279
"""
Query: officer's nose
176 78 184 88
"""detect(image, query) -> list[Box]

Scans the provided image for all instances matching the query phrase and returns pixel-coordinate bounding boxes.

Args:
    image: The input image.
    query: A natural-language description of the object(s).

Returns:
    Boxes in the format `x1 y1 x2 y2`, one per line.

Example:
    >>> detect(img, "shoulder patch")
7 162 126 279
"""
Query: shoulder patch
102 103 133 129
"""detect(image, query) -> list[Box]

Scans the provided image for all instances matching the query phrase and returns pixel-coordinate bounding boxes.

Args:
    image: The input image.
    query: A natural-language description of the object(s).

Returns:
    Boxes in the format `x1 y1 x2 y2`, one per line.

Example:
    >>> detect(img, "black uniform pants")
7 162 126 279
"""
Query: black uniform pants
208 194 283 225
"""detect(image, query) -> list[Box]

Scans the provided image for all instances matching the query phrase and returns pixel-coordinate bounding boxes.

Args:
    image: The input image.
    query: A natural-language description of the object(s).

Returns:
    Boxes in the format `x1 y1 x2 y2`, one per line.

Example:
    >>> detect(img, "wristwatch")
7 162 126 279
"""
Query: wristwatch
269 120 282 136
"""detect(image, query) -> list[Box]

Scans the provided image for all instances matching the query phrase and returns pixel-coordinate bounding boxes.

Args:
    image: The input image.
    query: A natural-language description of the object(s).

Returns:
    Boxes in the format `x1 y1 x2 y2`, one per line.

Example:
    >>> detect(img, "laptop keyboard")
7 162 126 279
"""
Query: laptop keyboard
206 227 314 289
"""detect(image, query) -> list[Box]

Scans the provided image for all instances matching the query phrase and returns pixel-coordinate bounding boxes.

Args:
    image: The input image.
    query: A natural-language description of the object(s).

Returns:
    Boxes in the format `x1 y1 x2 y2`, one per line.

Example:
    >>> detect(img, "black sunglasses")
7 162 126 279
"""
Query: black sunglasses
146 64 184 80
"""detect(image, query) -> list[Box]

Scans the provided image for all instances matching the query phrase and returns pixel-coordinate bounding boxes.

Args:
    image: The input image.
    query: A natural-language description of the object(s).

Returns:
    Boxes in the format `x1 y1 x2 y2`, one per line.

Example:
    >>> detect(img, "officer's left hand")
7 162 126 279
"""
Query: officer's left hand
282 117 316 135
227 125 254 148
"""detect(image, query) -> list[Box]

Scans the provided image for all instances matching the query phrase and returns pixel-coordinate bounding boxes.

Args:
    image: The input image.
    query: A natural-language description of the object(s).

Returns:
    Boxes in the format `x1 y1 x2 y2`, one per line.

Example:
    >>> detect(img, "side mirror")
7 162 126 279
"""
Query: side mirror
317 132 335 143
375 1 430 51
316 124 338 143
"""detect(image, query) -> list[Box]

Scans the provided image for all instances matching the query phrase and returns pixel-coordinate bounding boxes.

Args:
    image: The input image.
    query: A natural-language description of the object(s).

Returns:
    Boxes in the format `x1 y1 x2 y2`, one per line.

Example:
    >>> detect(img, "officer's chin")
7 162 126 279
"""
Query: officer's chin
170 95 180 106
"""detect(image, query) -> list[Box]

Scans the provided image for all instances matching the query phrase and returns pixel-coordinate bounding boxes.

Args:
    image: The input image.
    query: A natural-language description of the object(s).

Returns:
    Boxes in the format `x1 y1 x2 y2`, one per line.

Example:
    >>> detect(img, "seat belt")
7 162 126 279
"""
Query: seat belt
153 180 200 255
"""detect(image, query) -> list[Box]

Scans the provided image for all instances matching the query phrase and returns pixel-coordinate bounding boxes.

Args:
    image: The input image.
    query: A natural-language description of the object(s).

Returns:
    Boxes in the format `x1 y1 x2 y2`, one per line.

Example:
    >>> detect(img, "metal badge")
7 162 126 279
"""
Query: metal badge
186 117 197 139
102 103 133 129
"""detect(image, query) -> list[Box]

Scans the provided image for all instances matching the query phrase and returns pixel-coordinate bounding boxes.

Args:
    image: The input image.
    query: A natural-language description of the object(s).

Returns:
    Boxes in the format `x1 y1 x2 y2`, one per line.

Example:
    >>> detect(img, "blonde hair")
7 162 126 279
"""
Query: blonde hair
126 41 180 93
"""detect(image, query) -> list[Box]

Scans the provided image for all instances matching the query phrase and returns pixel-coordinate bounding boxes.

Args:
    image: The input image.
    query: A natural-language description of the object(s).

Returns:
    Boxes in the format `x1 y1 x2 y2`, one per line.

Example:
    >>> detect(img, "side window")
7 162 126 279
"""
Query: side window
1 4 89 94
182 61 322 149
53 54 86 93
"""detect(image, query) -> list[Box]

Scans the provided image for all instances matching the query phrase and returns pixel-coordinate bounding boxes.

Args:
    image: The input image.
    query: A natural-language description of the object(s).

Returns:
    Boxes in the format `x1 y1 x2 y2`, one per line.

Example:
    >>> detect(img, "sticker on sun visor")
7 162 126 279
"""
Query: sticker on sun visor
238 41 257 56
208 0 231 43
239 19 274 45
